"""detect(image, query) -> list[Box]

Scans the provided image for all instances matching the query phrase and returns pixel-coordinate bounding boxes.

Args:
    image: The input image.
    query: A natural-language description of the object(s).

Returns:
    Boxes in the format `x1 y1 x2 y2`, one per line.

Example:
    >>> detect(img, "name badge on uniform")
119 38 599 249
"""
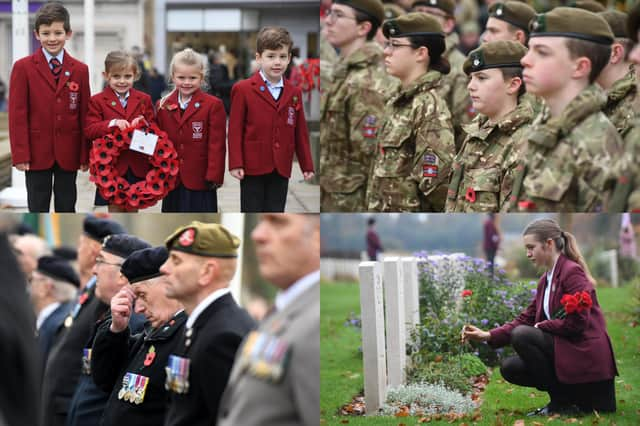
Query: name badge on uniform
165 355 190 394
287 107 296 127
81 348 92 375
130 130 159 156
118 372 150 405
69 92 79 110
192 121 203 139
238 331 291 383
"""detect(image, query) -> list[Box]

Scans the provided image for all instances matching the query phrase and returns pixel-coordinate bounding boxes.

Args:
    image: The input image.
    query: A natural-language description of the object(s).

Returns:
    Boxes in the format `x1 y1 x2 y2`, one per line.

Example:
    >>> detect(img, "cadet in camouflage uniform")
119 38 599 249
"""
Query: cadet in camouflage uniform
505 8 630 212
412 0 474 150
367 13 455 211
446 41 533 212
597 10 638 141
320 0 390 212
482 2 545 118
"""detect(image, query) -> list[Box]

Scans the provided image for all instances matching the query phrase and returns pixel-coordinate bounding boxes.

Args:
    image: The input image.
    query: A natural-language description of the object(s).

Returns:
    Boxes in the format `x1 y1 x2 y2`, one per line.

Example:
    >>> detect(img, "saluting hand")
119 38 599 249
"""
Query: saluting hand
110 286 135 333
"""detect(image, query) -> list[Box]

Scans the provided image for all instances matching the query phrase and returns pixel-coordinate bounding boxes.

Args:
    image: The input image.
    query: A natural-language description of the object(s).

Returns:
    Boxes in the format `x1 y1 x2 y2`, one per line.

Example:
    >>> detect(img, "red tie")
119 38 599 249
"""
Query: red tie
50 58 62 78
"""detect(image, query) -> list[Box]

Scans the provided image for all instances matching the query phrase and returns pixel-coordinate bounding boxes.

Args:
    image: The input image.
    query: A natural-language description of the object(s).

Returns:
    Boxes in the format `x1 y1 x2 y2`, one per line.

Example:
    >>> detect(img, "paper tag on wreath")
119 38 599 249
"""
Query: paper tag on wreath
130 130 159 156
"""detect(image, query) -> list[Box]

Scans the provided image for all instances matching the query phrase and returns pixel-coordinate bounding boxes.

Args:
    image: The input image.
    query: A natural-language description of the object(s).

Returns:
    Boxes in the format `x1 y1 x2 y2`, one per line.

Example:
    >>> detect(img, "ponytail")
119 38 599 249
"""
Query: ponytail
562 231 596 286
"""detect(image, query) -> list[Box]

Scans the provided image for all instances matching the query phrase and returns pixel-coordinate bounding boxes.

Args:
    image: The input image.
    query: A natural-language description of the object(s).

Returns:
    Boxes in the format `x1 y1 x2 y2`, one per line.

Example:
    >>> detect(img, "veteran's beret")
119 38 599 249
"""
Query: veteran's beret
165 222 240 258
121 247 169 284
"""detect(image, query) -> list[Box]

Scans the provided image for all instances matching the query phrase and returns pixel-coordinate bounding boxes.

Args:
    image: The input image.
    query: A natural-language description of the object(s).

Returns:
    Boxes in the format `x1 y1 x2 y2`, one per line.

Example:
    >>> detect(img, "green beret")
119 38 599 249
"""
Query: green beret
412 0 455 17
383 12 444 38
629 2 640 43
488 1 536 32
334 0 385 26
384 3 406 20
529 7 613 45
165 222 240 258
569 0 606 13
599 10 628 39
463 40 527 75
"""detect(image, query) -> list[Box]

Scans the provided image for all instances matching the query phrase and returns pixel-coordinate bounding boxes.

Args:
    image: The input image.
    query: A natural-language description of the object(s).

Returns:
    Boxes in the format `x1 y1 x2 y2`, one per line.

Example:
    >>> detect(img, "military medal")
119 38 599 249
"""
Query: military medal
118 372 150 404
81 348 92 375
240 331 291 383
165 355 190 394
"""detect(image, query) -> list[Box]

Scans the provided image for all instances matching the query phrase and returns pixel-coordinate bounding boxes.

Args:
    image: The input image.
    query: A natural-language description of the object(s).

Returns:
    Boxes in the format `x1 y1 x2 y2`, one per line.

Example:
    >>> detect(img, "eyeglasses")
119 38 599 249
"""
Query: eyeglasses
383 41 414 51
95 257 123 268
325 9 357 23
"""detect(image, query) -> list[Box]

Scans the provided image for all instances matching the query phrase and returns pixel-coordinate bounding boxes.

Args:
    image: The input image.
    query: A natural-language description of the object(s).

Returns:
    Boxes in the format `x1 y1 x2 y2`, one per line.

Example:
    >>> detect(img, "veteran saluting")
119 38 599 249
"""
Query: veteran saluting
161 222 255 426
218 214 320 426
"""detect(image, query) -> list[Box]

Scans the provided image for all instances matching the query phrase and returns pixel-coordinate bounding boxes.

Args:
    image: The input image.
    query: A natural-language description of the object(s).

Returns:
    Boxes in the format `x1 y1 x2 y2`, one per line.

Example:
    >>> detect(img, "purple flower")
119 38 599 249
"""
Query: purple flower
481 319 489 326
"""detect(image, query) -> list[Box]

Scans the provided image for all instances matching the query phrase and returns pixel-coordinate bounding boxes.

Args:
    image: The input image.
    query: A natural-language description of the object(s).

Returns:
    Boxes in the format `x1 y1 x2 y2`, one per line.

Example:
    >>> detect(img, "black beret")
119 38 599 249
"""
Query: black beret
529 7 614 45
83 215 127 242
629 2 640 43
464 40 527 75
412 0 455 17
101 234 151 259
37 256 80 287
334 0 385 26
488 1 536 32
53 246 78 261
165 222 240 258
599 10 628 39
121 247 168 284
383 12 444 38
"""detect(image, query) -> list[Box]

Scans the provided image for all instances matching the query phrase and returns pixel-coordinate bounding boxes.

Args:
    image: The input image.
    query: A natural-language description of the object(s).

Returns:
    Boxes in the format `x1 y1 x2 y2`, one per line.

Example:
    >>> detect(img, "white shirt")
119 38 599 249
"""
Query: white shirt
37 302 61 331
108 90 131 128
186 288 230 329
42 48 64 68
259 69 284 101
543 256 560 320
178 93 192 110
274 270 320 312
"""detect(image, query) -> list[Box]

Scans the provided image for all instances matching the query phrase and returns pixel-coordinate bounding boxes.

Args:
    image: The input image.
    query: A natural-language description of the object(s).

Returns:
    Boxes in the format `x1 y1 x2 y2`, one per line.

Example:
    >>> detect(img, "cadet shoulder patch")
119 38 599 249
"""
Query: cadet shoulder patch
362 115 378 139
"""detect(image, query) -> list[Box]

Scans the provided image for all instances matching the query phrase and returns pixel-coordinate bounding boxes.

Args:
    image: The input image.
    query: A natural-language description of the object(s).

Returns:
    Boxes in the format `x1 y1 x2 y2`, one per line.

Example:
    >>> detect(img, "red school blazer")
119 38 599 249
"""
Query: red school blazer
489 254 618 384
156 89 226 190
228 71 314 178
85 87 156 178
9 48 91 171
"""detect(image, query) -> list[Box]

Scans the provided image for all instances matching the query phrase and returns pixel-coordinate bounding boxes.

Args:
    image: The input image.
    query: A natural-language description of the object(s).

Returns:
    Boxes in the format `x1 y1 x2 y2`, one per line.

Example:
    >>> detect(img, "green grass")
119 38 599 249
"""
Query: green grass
321 282 640 425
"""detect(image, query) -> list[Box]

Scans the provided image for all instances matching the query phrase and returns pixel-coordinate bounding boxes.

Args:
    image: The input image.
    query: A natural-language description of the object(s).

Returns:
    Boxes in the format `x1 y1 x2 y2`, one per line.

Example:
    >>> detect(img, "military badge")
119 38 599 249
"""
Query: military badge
192 121 203 139
423 154 438 178
362 115 378 139
165 355 190 394
118 372 150 404
179 228 195 247
496 5 503 16
81 348 92 375
238 331 291 384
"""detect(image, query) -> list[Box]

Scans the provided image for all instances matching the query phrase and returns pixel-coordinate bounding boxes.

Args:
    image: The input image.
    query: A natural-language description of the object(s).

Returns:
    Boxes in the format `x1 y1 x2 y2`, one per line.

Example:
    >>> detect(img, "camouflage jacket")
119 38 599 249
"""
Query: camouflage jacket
504 84 625 212
320 33 337 94
436 33 474 151
610 115 640 211
603 67 638 140
367 71 455 212
445 101 533 212
320 42 391 212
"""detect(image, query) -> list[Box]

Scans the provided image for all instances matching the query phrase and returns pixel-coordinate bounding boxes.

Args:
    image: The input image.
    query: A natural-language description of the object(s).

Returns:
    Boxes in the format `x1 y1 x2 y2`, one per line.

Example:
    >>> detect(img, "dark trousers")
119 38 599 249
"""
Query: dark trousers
25 163 77 212
485 248 497 276
240 171 288 212
500 325 616 412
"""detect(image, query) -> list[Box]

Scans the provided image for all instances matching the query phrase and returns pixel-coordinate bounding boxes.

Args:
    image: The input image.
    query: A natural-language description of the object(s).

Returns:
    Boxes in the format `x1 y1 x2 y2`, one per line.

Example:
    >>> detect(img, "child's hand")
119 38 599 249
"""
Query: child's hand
115 119 131 130
230 168 245 180
303 171 315 180
15 163 30 171
131 116 147 127
80 164 89 172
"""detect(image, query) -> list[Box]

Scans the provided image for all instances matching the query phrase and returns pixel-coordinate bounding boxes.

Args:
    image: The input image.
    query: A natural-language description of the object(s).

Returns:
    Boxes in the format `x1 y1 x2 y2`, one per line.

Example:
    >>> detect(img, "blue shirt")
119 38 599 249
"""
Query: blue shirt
259 69 284 101
42 47 64 69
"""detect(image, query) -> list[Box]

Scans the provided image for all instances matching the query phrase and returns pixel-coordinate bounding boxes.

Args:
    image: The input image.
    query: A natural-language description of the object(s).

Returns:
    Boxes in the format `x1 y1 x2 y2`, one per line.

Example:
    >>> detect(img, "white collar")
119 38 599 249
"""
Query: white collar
259 69 284 89
274 270 320 312
37 302 61 330
113 89 130 100
178 92 192 110
186 288 230 329
42 48 64 64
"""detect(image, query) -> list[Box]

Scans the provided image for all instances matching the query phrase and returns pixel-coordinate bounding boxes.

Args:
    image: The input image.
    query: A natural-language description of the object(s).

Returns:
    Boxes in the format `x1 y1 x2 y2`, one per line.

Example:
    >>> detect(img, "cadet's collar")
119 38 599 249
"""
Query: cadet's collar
495 100 534 134
606 66 636 104
345 41 384 68
444 32 460 55
395 70 442 101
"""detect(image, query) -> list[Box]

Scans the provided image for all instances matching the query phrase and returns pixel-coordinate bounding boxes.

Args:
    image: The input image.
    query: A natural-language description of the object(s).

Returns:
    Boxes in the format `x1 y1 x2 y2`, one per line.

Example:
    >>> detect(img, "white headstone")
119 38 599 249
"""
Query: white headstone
401 257 420 332
383 257 406 387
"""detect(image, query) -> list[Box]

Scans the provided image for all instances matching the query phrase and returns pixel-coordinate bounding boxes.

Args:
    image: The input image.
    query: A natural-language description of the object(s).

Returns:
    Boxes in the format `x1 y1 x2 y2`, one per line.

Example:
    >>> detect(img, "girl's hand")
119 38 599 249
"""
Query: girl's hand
303 171 315 180
131 116 147 127
115 119 131 130
15 163 30 171
230 168 245 180
461 324 491 344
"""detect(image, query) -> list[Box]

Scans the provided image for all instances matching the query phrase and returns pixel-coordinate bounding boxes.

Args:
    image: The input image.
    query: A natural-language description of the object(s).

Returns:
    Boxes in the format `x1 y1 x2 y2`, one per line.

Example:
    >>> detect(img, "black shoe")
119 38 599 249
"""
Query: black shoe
527 404 553 416
527 403 583 417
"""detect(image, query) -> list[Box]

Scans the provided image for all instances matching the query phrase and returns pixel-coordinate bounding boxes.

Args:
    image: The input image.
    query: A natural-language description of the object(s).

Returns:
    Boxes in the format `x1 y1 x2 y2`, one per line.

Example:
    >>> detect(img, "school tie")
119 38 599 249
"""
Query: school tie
50 58 62 78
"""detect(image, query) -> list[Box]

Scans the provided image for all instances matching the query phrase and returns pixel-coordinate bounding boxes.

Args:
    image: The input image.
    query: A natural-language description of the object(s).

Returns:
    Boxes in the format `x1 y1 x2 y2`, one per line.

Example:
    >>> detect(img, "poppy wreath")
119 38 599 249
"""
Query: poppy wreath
89 122 179 210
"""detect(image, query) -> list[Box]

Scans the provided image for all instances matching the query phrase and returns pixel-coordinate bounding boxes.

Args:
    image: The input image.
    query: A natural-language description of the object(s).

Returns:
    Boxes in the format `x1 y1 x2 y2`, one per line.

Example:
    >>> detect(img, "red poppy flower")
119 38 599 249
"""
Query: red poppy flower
68 81 80 92
78 292 89 305
461 289 473 297
166 103 178 111
143 350 156 366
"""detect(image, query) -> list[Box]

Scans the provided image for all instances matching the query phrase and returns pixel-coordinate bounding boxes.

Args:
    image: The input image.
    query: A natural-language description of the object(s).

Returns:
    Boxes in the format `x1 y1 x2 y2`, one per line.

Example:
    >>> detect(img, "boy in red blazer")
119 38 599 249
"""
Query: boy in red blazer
9 2 90 212
85 51 155 211
228 27 315 212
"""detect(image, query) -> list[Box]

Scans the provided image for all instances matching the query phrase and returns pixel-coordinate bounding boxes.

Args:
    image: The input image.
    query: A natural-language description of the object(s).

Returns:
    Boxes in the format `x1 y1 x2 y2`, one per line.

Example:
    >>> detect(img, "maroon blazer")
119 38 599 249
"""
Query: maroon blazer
228 72 314 178
9 48 90 171
489 254 617 384
85 88 156 178
156 90 226 189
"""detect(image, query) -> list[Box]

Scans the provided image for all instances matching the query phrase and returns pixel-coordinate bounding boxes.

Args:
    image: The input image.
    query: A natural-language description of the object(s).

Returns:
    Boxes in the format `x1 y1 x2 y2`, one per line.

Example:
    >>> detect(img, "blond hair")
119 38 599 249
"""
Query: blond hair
159 48 208 109
104 50 139 79
523 219 596 286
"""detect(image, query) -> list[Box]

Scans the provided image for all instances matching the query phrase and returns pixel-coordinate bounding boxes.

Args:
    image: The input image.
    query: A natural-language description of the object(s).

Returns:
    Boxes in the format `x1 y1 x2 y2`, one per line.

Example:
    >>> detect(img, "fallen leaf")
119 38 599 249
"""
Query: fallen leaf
529 392 538 398
340 421 349 424
623 384 633 391
418 416 431 423
533 422 544 426
506 388 514 394
395 406 410 417
434 355 443 362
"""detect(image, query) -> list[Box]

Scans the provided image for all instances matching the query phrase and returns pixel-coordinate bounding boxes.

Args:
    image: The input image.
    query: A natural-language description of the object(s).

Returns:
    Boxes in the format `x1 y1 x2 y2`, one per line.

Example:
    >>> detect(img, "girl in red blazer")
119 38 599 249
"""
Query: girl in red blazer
85 51 155 212
228 27 314 212
463 219 617 416
156 48 226 212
